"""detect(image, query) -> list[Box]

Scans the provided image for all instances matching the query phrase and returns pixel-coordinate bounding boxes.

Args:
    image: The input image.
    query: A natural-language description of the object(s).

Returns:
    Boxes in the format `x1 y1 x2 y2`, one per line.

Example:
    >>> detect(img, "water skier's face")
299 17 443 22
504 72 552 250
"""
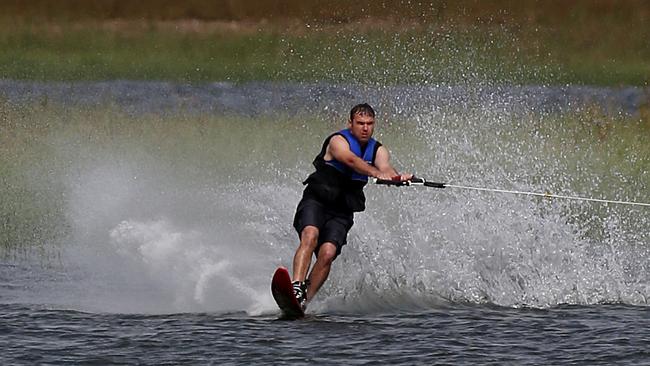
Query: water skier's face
348 113 375 144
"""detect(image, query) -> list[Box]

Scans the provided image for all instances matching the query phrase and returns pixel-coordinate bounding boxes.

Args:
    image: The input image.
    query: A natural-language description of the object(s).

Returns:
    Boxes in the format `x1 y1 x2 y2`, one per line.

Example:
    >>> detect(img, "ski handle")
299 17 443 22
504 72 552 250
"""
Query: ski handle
374 176 446 188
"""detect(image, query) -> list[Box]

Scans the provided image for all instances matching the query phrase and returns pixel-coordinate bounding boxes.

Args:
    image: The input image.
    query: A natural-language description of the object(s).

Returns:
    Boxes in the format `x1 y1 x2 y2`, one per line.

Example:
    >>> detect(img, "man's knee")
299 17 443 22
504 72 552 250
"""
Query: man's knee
300 226 319 249
318 243 338 264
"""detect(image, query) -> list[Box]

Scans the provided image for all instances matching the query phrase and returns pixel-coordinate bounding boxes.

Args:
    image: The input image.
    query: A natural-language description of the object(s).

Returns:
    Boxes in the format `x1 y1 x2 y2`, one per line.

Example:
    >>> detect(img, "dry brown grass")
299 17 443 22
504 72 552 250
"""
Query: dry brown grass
3 0 649 26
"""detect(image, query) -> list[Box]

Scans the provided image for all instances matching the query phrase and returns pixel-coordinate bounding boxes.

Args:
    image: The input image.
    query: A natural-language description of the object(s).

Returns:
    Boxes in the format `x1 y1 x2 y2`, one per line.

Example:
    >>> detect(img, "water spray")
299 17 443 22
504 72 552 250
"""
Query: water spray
374 177 650 208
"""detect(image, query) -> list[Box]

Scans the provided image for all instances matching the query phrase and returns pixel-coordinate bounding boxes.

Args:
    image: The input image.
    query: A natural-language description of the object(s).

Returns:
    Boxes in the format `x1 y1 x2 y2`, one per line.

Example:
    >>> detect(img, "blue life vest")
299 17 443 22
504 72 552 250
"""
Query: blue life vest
325 129 378 182
301 129 382 212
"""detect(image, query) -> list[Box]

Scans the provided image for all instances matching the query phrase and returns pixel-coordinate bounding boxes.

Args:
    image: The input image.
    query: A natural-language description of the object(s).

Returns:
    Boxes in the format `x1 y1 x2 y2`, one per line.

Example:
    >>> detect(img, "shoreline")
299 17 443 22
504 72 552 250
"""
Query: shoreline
2 79 648 117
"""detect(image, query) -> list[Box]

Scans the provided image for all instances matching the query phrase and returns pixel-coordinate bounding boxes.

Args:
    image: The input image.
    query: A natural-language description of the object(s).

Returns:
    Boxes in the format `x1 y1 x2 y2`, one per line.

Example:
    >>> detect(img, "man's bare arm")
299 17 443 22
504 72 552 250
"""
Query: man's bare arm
374 146 412 181
328 136 411 181
327 136 393 179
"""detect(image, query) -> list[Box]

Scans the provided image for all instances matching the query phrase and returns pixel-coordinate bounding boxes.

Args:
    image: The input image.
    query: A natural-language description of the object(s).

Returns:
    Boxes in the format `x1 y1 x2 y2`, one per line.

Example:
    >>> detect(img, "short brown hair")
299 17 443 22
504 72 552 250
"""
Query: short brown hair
350 103 375 121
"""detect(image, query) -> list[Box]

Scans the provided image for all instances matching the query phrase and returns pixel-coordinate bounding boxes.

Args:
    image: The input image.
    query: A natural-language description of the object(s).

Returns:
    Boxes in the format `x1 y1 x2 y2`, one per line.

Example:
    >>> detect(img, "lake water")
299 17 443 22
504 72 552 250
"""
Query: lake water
1 300 648 365
1 81 649 364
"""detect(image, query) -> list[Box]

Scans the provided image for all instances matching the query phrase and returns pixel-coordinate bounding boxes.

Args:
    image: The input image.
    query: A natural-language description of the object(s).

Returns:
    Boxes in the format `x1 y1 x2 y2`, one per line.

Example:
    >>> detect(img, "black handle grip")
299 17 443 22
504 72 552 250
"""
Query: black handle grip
374 178 408 186
374 177 447 188
424 181 446 188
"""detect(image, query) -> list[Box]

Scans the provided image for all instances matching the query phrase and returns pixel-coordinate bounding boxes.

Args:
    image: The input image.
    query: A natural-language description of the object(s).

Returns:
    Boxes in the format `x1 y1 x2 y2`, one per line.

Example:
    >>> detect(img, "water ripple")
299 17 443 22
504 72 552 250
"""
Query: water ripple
4 304 648 365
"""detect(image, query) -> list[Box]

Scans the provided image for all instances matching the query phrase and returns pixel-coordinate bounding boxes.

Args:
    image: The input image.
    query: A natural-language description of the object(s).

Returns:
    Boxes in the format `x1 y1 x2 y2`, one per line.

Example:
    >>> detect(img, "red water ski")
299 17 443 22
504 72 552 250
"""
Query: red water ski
271 267 304 319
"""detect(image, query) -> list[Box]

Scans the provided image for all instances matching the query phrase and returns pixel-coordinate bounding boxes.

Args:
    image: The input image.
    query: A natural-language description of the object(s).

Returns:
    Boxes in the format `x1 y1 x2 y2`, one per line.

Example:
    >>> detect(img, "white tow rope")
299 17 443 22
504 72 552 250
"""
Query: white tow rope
374 178 650 208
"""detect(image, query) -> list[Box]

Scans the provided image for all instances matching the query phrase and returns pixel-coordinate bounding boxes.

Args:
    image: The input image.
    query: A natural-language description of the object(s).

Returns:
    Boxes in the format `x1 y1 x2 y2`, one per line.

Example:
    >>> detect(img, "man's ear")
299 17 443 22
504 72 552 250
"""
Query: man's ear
347 119 353 128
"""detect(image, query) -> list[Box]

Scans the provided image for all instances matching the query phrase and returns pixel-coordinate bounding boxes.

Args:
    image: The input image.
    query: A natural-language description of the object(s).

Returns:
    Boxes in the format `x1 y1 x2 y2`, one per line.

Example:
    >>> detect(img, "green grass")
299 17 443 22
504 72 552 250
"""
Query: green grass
0 23 277 81
0 0 650 86
1 1 650 85
0 21 522 83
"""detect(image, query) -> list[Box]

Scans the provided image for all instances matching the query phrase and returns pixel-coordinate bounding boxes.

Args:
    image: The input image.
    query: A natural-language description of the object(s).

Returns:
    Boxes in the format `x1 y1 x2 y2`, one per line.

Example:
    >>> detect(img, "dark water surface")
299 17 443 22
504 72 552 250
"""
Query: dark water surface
1 80 648 117
1 303 648 365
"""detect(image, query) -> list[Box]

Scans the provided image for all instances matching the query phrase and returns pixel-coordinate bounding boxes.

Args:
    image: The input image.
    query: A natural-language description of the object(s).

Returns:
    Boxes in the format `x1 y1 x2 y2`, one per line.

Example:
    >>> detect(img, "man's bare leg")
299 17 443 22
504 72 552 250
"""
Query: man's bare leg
292 226 319 282
305 242 338 302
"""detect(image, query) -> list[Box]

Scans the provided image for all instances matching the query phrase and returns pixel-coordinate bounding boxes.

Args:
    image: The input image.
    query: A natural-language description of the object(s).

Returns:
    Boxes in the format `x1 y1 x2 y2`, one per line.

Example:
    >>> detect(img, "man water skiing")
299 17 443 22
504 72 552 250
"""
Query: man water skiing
291 103 412 309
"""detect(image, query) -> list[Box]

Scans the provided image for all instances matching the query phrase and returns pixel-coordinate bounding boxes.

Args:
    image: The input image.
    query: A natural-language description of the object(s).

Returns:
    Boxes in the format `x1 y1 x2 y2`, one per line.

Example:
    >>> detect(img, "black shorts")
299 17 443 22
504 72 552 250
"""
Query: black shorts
292 195 354 258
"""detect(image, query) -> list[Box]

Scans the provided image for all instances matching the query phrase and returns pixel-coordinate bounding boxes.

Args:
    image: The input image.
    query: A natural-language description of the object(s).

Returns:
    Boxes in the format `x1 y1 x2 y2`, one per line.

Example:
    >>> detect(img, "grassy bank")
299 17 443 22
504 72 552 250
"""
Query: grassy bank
0 20 539 84
1 1 649 85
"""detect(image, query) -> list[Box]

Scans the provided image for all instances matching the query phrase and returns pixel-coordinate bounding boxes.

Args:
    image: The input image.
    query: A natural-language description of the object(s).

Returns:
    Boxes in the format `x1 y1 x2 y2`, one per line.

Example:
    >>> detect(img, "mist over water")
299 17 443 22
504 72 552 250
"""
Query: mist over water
1 81 649 316
54 151 298 315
